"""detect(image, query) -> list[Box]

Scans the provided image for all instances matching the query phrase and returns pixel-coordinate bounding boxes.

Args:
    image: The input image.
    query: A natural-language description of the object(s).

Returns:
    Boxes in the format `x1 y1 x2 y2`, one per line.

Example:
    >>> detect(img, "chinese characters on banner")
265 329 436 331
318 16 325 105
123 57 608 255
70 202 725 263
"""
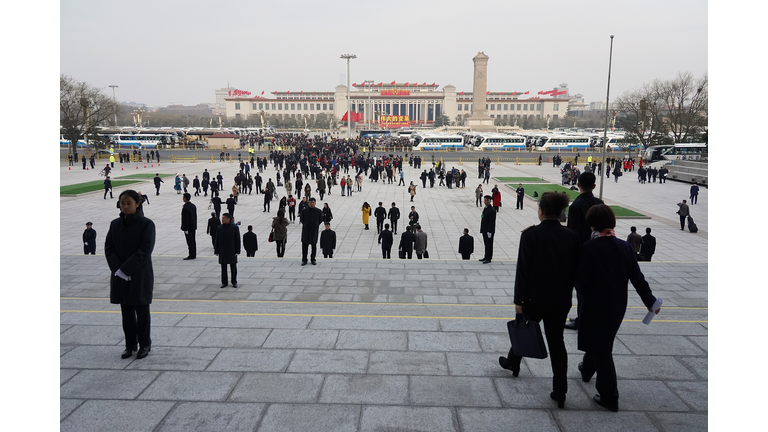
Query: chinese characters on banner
228 89 252 97
379 115 411 128
380 89 411 96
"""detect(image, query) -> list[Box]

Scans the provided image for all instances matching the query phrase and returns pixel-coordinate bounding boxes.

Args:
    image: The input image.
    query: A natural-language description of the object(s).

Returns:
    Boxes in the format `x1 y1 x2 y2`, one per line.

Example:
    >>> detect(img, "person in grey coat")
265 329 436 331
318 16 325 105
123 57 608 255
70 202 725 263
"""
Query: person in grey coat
414 225 428 259
105 190 156 360
677 200 690 230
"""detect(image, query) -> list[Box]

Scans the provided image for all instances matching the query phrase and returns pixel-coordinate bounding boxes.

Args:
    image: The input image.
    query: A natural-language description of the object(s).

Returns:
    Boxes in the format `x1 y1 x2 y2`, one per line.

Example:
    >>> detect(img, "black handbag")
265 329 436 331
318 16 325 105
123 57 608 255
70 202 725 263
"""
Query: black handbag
399 250 406 259
423 250 429 258
506 313 548 359
268 230 274 242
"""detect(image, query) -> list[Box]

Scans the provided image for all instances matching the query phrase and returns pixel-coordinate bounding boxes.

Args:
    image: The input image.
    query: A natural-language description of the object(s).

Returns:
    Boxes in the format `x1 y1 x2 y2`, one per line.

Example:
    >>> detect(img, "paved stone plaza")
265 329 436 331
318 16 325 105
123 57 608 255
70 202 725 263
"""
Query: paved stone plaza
60 154 707 431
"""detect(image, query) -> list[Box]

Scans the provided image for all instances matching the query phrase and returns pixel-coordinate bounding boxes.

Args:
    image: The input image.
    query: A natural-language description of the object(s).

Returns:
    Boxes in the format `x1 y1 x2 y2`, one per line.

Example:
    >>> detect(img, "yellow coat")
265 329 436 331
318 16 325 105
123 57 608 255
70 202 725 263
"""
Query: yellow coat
362 206 371 224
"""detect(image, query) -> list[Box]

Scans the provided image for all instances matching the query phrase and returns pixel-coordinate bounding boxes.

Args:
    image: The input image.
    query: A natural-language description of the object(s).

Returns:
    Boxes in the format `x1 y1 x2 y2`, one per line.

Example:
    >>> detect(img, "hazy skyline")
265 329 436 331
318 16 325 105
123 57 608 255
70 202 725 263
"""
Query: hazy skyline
61 0 707 107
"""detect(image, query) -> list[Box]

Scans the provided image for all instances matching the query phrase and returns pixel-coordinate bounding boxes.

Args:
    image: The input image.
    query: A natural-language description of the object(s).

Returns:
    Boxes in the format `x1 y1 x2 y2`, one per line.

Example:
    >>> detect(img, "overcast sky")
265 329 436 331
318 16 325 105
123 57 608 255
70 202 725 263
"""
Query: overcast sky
60 0 707 107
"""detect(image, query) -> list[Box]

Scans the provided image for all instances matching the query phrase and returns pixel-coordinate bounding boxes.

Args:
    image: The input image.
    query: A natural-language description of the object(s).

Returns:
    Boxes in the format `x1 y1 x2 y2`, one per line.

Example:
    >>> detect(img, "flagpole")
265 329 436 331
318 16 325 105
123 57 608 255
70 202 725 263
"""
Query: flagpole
598 35 614 201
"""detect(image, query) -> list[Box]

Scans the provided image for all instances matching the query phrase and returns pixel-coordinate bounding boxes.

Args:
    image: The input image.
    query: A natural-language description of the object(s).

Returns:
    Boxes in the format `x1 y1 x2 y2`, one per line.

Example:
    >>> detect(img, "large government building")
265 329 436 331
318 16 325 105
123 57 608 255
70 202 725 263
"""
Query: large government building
223 82 578 128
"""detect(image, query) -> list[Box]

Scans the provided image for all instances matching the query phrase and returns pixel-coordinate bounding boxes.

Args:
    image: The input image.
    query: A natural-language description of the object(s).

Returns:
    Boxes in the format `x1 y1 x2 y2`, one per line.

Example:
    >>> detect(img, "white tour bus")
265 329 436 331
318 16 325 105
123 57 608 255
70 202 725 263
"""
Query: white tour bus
472 133 527 151
534 135 591 151
411 133 464 150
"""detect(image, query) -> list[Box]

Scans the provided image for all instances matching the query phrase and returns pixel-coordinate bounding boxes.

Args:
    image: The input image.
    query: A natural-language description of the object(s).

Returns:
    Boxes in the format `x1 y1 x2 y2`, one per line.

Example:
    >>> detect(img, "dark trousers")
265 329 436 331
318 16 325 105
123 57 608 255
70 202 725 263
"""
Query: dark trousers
184 230 196 258
482 233 493 260
506 304 571 396
276 239 286 257
382 246 391 259
104 188 112 199
288 207 296 221
376 219 385 233
516 197 523 209
476 196 482 207
679 215 686 230
302 242 317 262
580 350 619 402
120 303 151 349
461 253 471 260
84 245 96 255
221 262 237 285
246 249 256 257
690 194 698 204
390 221 398 235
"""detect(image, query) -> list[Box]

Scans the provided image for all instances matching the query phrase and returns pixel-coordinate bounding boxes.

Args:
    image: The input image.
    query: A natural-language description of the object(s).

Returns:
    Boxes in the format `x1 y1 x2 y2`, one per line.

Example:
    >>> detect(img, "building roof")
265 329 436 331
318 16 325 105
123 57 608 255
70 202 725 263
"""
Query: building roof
209 133 240 138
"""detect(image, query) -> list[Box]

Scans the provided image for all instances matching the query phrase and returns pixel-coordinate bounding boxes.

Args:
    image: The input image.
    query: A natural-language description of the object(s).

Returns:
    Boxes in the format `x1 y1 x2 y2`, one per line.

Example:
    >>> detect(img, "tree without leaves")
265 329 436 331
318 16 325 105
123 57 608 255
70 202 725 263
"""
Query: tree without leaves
60 75 119 154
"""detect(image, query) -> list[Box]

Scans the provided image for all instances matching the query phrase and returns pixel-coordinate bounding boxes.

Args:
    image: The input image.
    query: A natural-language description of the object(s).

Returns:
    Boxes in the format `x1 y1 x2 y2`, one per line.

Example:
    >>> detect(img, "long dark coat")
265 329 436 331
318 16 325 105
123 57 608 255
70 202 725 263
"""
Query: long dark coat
181 201 197 231
243 231 258 254
398 231 416 252
215 222 241 264
378 229 393 248
319 229 336 254
458 234 474 256
105 213 156 305
566 192 603 244
576 236 657 353
300 206 324 244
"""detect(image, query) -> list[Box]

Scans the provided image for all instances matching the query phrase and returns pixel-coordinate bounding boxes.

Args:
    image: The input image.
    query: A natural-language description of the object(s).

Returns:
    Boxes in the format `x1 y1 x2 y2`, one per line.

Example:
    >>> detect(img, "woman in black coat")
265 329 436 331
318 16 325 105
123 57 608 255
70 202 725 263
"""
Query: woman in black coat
577 204 661 412
322 203 333 224
105 190 156 360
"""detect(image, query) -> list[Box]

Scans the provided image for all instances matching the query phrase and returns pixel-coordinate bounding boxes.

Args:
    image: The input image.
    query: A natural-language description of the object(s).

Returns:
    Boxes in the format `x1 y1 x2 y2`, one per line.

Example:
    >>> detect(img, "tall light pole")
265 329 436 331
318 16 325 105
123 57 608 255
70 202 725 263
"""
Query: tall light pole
364 79 374 129
109 85 118 126
598 35 614 201
340 53 357 139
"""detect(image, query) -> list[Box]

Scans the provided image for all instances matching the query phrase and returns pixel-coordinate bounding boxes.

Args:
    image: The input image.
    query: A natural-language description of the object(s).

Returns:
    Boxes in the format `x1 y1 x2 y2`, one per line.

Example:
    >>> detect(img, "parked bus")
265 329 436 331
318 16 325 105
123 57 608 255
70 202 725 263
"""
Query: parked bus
411 133 464 150
534 135 591 151
643 145 674 163
359 130 392 139
659 143 708 161
472 133 527 151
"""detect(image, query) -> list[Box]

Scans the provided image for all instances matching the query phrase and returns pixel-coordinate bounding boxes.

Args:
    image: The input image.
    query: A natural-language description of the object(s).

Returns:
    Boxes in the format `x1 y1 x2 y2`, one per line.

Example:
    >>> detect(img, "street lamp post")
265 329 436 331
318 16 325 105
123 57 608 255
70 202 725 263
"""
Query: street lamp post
340 53 357 139
109 85 118 126
598 35 615 201
364 80 374 129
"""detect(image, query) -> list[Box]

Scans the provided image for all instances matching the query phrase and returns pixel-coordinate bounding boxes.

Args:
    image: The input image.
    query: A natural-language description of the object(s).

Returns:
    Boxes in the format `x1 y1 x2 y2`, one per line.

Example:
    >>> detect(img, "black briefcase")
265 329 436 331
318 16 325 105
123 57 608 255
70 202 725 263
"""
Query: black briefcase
423 250 429 259
399 250 406 259
506 313 548 359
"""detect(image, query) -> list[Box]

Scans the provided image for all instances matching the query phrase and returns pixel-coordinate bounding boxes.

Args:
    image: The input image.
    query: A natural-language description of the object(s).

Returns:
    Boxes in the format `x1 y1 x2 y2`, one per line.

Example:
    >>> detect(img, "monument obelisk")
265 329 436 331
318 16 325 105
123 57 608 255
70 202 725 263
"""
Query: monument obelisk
467 51 495 132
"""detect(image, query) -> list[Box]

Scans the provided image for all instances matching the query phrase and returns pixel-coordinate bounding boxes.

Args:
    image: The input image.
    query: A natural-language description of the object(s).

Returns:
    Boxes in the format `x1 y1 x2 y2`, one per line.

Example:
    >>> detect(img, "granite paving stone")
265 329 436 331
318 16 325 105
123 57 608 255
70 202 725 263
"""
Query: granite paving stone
60 369 160 399
155 402 267 432
206 348 294 372
319 374 409 405
287 349 369 374
360 406 458 432
257 404 360 432
228 372 324 403
410 375 501 407
368 351 449 375
60 400 176 432
458 407 560 432
138 371 242 401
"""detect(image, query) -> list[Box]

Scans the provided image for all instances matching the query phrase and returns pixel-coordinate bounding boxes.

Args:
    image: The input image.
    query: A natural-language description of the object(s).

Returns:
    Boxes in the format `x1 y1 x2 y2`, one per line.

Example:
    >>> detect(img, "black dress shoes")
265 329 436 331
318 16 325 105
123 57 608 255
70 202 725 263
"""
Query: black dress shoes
578 362 592 382
136 346 151 359
478 258 486 262
232 283 238 288
593 394 619 412
498 356 520 377
311 261 317 265
121 346 136 359
301 262 307 266
564 320 578 330
482 260 492 264
550 392 566 409
220 284 228 288
183 256 195 260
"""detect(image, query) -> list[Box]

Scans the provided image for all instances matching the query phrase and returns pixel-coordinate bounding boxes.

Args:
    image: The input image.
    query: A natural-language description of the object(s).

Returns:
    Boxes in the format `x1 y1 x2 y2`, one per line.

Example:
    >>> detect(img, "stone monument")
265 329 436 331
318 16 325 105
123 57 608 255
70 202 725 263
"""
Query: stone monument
467 51 495 132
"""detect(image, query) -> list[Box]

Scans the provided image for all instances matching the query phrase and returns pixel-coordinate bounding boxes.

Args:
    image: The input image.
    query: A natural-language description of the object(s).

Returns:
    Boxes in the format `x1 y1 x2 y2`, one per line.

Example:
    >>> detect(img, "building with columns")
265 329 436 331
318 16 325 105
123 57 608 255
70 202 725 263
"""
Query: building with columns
224 82 573 128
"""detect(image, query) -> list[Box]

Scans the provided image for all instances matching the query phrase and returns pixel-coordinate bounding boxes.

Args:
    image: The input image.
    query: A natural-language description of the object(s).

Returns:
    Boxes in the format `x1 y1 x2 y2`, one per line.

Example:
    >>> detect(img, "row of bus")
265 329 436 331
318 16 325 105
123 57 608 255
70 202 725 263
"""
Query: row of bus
60 126 279 149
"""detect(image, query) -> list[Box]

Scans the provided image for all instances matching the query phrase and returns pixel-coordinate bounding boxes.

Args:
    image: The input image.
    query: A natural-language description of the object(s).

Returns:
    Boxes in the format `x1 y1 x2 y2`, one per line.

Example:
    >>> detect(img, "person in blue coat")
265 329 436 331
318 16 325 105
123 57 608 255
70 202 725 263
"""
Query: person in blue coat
576 204 661 412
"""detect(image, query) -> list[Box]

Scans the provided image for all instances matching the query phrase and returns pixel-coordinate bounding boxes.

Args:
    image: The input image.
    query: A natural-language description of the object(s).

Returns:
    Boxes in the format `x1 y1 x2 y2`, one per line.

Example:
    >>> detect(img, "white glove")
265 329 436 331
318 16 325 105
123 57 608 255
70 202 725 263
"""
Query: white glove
487 232 492 239
115 269 131 281
84 242 88 246
184 231 189 235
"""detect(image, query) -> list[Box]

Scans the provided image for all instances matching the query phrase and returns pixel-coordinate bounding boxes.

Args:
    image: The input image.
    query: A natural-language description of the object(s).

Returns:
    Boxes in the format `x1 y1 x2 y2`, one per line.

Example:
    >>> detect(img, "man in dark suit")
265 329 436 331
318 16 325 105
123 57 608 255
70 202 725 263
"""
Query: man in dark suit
374 202 387 233
398 226 416 259
82 222 96 255
515 183 525 210
153 174 164 195
458 228 474 260
565 172 603 330
388 203 400 235
480 195 496 263
378 223 394 259
498 192 581 407
214 213 240 288
640 228 656 262
226 194 237 218
243 225 258 257
207 212 220 247
180 193 197 260
299 197 324 265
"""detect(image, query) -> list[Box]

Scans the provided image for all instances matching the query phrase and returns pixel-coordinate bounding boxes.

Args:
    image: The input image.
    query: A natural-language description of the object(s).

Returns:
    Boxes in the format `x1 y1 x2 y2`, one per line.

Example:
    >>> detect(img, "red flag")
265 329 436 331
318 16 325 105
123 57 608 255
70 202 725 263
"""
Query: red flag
300 90 303 94
431 82 435 86
486 91 490 95
286 90 290 94
404 82 409 86
352 83 357 87
459 91 464 95
422 82 426 86
378 82 383 86
261 91 264 95
391 80 396 85
524 91 529 94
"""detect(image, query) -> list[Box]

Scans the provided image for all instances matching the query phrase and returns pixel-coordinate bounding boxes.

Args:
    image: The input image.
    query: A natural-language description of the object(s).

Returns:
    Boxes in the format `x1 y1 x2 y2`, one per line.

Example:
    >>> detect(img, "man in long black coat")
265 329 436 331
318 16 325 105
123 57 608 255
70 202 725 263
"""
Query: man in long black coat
565 172 603 330
206 212 220 247
214 213 240 288
480 196 496 263
398 226 416 259
153 174 164 196
319 223 336 258
226 194 237 218
83 222 96 255
181 193 197 260
243 225 258 257
640 228 656 262
458 229 474 260
378 223 394 259
299 197 324 265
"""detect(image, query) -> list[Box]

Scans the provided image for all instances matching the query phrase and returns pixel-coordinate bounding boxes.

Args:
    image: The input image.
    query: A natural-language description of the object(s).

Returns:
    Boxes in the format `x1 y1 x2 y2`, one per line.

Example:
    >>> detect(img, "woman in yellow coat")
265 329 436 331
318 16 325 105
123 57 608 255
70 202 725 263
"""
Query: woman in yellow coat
361 202 372 230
